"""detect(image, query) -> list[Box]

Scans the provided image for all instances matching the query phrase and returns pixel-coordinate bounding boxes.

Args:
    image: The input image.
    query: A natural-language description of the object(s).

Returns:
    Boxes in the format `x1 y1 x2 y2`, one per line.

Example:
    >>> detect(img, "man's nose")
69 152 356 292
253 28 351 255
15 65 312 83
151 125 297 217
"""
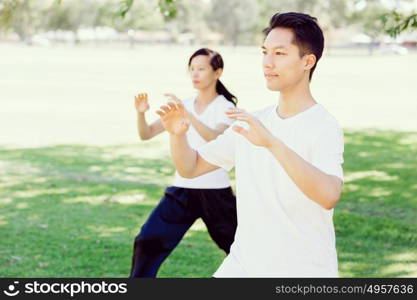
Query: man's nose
263 54 274 69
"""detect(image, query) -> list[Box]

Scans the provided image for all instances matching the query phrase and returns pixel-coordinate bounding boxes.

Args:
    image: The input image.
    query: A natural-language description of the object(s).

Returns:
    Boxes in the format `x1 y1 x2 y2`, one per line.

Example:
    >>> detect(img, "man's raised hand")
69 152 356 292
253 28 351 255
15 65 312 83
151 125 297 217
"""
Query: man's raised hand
226 107 276 148
156 101 190 135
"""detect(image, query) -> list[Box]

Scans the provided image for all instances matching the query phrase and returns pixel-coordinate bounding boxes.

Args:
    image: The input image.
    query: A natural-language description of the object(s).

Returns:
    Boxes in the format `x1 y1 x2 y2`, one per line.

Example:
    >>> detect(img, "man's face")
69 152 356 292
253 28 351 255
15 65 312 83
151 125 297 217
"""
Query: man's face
262 27 310 92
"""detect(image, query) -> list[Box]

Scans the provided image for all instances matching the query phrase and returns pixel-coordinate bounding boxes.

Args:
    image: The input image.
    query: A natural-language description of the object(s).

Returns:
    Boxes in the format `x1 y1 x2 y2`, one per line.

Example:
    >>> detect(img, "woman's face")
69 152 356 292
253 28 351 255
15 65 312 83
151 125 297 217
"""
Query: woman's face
189 55 221 90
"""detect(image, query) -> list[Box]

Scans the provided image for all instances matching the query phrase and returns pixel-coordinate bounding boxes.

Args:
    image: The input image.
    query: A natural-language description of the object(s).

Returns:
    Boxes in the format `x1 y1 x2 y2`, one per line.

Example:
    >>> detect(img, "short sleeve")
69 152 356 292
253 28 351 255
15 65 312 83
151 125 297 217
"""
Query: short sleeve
311 125 344 181
215 100 236 126
198 125 237 171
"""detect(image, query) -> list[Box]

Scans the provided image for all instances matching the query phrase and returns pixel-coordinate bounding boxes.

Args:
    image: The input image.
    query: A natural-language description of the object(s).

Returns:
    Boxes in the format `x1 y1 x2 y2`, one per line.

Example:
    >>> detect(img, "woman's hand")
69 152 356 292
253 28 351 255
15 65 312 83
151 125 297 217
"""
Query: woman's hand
134 93 150 113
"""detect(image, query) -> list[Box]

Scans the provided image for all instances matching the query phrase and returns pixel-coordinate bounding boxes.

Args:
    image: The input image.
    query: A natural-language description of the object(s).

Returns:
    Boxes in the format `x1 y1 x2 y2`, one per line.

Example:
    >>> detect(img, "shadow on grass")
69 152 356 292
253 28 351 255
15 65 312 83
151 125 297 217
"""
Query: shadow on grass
0 142 179 277
336 130 417 277
0 130 416 277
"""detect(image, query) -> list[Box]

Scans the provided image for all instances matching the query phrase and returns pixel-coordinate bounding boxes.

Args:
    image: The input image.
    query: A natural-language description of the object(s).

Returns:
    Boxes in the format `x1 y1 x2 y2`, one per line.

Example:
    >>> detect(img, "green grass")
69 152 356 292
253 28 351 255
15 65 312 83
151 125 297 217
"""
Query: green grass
0 130 416 277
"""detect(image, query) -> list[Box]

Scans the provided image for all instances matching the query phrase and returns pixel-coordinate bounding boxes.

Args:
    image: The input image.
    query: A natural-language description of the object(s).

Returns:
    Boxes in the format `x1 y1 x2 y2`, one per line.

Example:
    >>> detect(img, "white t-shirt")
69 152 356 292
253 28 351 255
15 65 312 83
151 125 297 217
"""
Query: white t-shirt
172 95 235 189
198 103 344 277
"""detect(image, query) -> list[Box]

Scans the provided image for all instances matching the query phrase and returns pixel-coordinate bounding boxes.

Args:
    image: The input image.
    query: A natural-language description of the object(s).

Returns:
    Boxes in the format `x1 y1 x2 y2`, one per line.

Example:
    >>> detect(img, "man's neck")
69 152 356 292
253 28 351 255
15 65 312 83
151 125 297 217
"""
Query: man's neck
277 81 316 119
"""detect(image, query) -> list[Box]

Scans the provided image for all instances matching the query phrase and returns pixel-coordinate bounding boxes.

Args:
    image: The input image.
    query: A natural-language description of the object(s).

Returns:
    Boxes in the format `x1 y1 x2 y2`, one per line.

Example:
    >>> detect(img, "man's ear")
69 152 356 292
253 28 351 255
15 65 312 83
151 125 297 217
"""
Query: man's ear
304 54 316 71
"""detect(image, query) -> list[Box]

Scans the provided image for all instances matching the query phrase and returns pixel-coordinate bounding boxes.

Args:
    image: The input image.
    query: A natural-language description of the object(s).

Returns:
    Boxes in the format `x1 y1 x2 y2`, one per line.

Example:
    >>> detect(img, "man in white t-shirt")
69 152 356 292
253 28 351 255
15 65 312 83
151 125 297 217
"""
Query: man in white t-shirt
156 12 344 277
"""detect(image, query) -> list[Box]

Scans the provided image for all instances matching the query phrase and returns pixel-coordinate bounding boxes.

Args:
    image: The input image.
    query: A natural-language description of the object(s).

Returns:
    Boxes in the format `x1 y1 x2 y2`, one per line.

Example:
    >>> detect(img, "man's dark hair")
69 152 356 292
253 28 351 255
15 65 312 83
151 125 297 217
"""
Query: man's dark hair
263 12 324 80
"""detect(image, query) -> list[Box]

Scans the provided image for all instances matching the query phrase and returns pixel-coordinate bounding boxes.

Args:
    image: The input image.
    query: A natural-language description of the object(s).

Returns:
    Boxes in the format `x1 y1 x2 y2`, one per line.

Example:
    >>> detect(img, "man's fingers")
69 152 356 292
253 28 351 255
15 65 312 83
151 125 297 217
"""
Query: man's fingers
164 93 177 99
226 108 245 114
156 110 165 118
226 110 248 118
233 125 249 137
227 113 256 125
167 102 178 111
176 101 185 111
164 93 174 101
227 113 249 120
159 105 170 113
165 93 182 104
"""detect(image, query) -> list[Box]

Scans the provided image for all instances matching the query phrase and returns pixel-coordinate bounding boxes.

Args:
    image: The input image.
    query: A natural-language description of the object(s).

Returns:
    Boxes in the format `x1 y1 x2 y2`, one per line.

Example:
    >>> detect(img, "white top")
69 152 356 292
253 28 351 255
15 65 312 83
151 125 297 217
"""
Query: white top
172 95 236 189
198 103 344 277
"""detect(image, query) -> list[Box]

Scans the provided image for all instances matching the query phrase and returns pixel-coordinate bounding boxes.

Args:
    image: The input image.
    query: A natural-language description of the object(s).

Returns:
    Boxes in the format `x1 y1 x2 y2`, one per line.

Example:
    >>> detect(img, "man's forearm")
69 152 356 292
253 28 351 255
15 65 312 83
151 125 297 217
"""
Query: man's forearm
170 134 198 177
266 137 342 210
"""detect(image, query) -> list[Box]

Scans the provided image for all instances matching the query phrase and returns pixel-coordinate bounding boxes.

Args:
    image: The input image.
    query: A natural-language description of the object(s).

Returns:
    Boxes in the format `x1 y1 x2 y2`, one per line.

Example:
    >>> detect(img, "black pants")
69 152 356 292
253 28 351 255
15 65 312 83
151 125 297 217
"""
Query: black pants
130 186 237 277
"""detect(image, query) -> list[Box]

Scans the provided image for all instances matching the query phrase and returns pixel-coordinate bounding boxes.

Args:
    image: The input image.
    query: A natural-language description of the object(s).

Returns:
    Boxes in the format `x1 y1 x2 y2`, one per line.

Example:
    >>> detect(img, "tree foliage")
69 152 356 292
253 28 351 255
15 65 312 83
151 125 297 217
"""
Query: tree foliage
381 11 417 37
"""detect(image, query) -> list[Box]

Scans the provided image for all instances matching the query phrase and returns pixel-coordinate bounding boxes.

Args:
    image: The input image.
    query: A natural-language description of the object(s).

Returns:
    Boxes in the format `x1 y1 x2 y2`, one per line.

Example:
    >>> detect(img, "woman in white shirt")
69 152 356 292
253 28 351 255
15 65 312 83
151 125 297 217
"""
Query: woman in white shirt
130 48 237 277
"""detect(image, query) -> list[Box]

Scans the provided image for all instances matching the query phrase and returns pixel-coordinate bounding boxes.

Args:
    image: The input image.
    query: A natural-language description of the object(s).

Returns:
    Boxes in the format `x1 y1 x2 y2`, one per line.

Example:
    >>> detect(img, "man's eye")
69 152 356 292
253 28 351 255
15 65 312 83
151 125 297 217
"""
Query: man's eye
275 52 285 55
262 51 267 55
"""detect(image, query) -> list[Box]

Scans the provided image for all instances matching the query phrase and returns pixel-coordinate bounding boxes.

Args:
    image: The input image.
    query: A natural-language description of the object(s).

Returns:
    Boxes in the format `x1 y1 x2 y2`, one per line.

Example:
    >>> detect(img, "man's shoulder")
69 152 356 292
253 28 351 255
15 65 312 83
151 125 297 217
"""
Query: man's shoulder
305 105 343 144
313 104 342 130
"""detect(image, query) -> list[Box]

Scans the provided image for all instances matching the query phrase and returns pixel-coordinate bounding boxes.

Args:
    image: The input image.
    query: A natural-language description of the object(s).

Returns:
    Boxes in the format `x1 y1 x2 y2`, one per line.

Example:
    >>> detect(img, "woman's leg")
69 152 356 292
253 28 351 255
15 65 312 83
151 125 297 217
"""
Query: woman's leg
130 187 196 277
197 187 238 254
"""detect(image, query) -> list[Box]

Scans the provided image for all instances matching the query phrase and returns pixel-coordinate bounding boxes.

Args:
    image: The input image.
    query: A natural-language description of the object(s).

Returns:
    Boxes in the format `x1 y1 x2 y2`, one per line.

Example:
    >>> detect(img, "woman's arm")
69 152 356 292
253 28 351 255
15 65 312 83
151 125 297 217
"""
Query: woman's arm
188 113 229 141
135 93 165 140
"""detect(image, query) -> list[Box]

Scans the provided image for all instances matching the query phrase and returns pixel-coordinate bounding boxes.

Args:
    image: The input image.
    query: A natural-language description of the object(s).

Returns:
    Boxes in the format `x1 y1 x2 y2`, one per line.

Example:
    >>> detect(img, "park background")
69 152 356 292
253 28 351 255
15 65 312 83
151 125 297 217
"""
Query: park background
0 0 416 277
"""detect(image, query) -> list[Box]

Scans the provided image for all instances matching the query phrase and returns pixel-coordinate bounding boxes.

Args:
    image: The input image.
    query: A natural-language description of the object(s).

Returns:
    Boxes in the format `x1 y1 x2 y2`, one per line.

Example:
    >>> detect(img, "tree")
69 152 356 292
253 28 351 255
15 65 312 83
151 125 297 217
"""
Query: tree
115 0 179 20
256 0 351 47
111 0 166 32
349 0 391 55
0 0 53 42
0 0 179 30
160 0 211 44
45 0 99 43
207 0 260 46
381 11 417 37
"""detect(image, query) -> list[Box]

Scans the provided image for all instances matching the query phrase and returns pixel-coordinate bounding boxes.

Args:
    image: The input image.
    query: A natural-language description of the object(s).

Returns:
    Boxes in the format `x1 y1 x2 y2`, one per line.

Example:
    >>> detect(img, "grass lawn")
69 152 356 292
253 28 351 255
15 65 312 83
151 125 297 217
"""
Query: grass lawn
0 130 416 277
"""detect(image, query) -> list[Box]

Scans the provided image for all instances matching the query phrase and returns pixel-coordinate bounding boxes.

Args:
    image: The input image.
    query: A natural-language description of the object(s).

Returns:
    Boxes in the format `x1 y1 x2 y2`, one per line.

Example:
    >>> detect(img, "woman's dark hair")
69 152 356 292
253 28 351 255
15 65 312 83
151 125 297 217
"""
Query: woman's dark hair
263 12 324 81
188 48 237 106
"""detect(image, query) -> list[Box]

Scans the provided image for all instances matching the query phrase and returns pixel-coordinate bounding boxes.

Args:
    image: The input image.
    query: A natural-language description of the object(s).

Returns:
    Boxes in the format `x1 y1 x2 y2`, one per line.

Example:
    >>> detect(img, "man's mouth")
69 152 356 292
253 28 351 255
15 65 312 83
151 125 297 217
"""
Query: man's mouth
264 73 279 79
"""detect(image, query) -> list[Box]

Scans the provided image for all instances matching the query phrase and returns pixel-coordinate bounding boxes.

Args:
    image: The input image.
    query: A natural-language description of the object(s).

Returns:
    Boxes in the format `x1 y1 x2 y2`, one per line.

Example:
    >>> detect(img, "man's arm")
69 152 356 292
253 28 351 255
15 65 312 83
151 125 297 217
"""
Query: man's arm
163 93 229 141
156 101 219 178
266 138 342 210
170 134 219 177
227 108 342 210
